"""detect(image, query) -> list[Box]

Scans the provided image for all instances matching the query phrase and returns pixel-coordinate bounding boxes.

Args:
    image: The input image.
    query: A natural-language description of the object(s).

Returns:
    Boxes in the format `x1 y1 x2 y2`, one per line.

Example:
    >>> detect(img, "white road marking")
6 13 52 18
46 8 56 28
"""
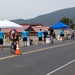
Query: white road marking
46 59 75 75
0 42 75 61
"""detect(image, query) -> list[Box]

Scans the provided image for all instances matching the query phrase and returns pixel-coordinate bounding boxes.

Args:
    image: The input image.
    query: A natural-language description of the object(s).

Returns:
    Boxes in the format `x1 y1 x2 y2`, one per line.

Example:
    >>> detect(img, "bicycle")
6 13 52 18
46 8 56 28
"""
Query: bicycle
10 40 16 54
49 35 54 44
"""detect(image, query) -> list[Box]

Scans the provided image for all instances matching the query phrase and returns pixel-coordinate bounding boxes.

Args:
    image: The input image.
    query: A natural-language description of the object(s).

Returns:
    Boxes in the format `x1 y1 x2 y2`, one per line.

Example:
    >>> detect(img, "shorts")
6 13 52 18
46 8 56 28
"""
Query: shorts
23 38 27 41
0 39 3 45
38 37 42 41
60 34 64 37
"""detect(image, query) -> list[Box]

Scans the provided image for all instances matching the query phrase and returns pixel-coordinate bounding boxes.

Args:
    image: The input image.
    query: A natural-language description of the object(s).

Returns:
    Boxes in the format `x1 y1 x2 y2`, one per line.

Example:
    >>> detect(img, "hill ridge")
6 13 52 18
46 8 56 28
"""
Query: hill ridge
11 7 75 26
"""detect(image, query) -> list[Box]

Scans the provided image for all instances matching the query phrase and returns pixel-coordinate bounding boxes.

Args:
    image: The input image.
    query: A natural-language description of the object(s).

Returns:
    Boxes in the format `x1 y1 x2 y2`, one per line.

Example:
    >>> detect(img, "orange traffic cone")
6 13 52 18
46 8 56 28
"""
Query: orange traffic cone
15 41 22 55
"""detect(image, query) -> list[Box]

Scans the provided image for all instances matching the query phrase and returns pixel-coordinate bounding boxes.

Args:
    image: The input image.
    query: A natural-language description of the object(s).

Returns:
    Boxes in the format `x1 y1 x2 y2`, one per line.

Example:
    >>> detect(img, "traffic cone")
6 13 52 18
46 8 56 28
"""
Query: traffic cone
15 41 22 55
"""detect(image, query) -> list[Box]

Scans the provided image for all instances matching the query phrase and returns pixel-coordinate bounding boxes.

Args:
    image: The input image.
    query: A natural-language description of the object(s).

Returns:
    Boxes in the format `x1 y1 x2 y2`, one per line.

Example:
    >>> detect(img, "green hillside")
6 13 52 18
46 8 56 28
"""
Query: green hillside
11 7 75 26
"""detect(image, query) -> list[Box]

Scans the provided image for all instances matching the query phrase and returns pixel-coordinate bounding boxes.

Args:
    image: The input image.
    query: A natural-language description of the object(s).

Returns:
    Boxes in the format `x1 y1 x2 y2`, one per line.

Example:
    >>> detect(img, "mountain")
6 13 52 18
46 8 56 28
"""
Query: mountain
11 7 75 26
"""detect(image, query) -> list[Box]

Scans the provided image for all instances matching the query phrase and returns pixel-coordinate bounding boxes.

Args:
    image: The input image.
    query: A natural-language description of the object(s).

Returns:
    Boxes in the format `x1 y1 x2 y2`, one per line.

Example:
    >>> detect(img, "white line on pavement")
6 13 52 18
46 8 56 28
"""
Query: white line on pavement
46 59 75 75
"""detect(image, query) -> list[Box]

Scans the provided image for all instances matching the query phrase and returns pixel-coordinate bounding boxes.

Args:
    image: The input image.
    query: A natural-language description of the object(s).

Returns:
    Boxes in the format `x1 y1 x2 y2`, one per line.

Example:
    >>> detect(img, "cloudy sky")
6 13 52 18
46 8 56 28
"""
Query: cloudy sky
0 0 75 20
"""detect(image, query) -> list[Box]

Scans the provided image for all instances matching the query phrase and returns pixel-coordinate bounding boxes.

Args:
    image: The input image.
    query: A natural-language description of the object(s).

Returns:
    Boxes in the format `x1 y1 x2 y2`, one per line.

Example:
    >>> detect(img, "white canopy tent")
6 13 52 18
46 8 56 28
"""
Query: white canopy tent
0 20 23 47
0 20 22 28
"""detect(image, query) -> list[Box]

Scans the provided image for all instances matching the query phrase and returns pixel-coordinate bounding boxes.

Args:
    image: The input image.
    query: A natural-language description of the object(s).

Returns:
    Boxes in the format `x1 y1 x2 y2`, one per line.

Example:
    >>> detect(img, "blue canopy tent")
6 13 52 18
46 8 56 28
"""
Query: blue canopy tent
52 22 70 29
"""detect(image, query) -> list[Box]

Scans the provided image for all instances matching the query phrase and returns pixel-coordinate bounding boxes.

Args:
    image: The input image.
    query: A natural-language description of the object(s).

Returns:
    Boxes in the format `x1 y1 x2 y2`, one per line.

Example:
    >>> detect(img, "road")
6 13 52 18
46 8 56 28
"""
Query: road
0 40 75 75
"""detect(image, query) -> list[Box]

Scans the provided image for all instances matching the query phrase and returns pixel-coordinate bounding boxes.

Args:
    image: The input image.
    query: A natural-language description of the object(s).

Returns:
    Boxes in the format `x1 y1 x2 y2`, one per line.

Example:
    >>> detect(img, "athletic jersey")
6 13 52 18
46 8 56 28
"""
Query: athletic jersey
11 30 15 34
48 27 54 35
10 30 16 38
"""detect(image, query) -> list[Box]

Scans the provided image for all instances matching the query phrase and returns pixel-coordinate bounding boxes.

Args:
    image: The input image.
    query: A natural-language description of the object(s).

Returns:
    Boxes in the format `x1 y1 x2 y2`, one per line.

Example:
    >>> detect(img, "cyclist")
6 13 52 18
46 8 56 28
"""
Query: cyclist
48 27 54 44
10 29 17 50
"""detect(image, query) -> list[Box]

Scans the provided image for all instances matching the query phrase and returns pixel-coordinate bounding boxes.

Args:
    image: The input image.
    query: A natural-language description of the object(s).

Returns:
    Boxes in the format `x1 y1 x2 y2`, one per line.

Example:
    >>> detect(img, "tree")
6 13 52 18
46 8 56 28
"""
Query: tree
60 17 73 28
72 24 75 29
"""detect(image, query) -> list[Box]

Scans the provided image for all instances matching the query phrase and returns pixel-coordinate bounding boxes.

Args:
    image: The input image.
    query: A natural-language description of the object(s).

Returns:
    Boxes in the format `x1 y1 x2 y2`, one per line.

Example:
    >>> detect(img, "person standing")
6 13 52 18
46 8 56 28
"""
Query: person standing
43 29 48 43
38 29 43 44
70 28 75 39
22 29 29 47
0 28 4 50
60 29 64 41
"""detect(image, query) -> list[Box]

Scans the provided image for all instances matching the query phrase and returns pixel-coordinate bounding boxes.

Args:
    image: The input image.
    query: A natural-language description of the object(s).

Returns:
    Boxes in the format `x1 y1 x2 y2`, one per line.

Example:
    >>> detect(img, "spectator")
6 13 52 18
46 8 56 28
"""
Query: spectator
60 29 64 41
38 29 43 44
71 28 75 39
43 29 48 43
0 28 4 50
22 29 29 47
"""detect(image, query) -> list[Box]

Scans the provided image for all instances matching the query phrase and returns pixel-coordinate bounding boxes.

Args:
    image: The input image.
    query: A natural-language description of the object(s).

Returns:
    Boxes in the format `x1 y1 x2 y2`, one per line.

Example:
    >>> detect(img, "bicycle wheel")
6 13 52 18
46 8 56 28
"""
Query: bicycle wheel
10 43 15 54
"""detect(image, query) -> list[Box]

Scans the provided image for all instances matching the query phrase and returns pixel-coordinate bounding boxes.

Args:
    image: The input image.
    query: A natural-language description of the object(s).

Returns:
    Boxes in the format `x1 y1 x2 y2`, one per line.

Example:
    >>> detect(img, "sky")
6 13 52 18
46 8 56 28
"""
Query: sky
0 0 75 20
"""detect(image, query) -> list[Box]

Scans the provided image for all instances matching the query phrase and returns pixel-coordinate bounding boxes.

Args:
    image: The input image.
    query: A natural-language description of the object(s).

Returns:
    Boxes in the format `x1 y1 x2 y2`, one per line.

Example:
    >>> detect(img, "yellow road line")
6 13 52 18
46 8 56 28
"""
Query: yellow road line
22 42 75 55
0 55 17 60
0 42 75 60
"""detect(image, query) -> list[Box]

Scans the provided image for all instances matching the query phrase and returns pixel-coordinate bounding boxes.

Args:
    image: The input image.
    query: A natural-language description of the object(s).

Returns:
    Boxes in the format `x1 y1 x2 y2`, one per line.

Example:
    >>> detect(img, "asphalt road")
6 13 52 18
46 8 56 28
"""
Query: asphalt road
0 40 75 75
